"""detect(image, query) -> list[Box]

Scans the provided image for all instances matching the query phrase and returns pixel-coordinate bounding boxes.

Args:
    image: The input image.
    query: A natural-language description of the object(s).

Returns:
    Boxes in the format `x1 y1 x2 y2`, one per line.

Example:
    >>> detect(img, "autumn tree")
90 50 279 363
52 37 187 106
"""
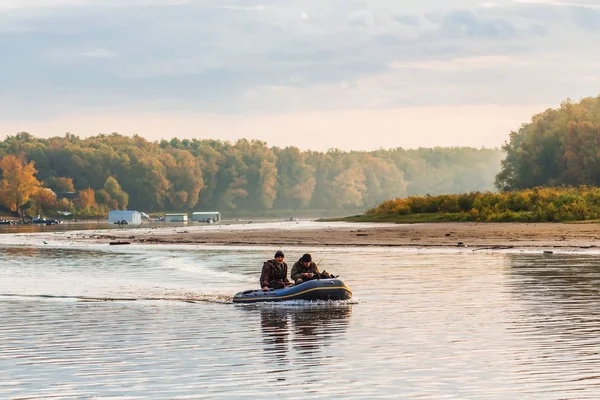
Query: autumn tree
274 147 316 209
47 176 75 192
30 187 57 216
163 148 204 209
227 139 278 211
0 155 41 216
361 156 407 207
56 197 74 214
187 140 224 209
213 144 249 210
222 177 249 209
103 176 129 210
331 163 367 208
76 188 97 216
259 160 278 210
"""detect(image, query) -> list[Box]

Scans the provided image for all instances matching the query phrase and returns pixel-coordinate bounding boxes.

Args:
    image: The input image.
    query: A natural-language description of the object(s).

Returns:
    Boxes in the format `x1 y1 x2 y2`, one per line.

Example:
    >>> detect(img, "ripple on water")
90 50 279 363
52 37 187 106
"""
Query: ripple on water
2 246 600 398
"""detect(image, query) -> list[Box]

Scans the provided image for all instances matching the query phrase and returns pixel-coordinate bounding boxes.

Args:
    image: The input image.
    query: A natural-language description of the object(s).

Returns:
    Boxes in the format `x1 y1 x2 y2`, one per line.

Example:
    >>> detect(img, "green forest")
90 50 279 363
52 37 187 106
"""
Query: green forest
496 96 600 190
361 95 600 223
0 132 502 218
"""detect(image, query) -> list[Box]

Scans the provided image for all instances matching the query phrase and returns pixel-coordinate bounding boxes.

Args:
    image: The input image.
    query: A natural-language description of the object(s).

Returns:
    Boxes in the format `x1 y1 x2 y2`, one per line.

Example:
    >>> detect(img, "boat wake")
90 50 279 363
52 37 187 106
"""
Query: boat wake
0 292 233 304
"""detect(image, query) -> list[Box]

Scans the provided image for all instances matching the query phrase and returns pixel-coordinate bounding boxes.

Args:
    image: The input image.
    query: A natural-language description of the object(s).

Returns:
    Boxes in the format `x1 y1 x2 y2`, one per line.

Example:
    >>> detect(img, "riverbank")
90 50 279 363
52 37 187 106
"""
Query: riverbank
7 220 600 252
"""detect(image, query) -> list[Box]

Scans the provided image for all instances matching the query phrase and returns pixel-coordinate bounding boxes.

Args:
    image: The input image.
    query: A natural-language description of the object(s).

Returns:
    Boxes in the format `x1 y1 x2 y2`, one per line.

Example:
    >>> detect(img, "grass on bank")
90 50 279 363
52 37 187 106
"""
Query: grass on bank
325 213 600 224
323 186 600 223
321 213 460 223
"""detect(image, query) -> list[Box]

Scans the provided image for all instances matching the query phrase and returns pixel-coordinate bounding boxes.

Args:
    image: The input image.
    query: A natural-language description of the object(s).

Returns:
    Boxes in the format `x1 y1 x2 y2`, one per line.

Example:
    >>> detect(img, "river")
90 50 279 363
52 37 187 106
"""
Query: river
2 234 600 398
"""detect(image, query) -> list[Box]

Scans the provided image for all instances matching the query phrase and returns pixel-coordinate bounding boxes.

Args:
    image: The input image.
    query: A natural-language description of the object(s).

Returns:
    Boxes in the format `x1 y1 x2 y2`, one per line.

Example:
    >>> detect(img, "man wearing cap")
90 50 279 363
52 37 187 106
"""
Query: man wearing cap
260 250 291 291
291 253 330 285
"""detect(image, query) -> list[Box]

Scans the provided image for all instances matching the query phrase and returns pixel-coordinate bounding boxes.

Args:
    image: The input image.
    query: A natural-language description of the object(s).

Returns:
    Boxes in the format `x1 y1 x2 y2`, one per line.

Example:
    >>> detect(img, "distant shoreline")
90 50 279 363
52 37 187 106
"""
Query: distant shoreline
5 221 600 253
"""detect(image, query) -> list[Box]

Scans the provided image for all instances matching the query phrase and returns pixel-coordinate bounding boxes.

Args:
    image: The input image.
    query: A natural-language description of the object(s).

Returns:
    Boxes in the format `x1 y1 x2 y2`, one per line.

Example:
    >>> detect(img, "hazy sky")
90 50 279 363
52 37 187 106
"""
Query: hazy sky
0 0 598 150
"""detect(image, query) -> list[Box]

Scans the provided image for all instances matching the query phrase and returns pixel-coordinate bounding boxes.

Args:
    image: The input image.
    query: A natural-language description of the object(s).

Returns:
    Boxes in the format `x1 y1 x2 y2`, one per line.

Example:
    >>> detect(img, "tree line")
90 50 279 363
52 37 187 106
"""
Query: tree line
0 132 502 217
362 95 600 223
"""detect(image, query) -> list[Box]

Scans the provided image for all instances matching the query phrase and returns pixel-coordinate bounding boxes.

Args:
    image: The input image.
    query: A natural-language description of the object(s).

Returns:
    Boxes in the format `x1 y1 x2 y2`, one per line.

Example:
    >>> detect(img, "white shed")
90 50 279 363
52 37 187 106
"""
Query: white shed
192 211 220 223
108 210 142 225
165 213 188 222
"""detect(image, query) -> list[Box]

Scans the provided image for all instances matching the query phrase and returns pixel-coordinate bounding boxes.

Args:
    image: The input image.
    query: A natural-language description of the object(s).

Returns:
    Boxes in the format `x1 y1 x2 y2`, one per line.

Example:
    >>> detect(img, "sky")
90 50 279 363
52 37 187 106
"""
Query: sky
0 0 599 151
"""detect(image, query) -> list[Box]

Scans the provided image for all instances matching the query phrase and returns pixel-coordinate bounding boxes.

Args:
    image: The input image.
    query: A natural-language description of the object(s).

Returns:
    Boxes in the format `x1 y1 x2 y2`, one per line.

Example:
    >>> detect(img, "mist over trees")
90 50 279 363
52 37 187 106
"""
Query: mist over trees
0 132 502 216
361 95 600 223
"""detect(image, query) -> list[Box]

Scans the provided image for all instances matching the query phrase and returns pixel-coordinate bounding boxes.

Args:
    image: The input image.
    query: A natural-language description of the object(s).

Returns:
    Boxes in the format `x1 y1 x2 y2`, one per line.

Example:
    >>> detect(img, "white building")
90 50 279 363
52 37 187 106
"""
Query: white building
108 210 142 225
165 213 188 222
191 211 220 223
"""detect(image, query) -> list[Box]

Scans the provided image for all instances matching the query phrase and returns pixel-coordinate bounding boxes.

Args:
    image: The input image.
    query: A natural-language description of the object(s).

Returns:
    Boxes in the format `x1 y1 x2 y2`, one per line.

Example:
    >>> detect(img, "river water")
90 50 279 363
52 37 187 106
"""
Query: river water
2 232 600 398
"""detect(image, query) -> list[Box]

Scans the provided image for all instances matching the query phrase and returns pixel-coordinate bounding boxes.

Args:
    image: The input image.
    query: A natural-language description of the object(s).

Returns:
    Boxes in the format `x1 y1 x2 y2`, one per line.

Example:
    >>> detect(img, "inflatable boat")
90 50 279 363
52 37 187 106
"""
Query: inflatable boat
232 278 352 303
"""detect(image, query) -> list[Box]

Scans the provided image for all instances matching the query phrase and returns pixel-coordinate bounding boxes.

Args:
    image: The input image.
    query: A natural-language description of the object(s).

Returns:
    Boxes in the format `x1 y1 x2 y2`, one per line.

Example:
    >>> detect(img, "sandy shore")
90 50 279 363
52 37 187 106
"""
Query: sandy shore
32 220 600 252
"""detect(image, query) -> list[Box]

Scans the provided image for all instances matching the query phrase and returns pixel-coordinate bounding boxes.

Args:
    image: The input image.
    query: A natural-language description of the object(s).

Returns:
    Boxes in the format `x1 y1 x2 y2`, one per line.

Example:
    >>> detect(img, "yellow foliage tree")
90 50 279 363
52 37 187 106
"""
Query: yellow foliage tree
76 188 97 215
104 176 128 210
48 176 75 192
30 187 57 216
0 155 41 216
57 198 74 214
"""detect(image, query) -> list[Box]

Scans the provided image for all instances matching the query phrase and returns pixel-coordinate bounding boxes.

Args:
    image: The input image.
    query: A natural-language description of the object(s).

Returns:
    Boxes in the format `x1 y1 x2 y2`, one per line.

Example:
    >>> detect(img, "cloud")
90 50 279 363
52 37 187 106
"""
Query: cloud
393 13 421 26
80 49 117 58
440 9 518 37
389 55 532 71
217 4 265 11
0 0 598 135
347 10 374 28
570 6 600 31
513 0 600 8
0 0 190 11
0 0 81 11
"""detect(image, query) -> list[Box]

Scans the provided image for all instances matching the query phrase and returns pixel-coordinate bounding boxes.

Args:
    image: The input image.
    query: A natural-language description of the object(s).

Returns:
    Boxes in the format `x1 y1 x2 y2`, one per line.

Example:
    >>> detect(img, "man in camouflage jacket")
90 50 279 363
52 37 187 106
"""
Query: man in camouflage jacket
260 250 291 290
291 253 331 284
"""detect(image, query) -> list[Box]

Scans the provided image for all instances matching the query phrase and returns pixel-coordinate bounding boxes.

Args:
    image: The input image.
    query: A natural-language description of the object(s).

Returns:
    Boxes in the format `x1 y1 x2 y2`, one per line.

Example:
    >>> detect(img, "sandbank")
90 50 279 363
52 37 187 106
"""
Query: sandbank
6 220 600 252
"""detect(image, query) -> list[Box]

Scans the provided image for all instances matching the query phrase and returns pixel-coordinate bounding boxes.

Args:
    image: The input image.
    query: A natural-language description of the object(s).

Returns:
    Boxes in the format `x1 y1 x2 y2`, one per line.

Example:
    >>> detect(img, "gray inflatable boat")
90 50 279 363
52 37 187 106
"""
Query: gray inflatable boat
233 278 352 303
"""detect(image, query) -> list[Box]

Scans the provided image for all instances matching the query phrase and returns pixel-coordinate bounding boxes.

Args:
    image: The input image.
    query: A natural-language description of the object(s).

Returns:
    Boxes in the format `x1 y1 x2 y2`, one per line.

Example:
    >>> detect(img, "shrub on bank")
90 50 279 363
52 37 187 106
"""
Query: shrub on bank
365 186 600 222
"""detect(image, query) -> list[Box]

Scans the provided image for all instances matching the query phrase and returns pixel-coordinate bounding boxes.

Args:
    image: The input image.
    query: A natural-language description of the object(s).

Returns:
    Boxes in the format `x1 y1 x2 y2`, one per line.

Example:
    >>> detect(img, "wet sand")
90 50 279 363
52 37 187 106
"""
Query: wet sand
49 221 600 251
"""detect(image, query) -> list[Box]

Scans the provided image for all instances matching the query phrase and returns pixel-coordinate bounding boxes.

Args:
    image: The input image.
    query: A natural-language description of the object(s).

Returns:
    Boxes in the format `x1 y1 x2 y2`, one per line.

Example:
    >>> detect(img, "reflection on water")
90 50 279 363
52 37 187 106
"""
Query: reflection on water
257 305 352 370
1 246 41 257
260 306 290 367
0 221 117 234
0 221 204 233
1 246 113 259
3 245 600 398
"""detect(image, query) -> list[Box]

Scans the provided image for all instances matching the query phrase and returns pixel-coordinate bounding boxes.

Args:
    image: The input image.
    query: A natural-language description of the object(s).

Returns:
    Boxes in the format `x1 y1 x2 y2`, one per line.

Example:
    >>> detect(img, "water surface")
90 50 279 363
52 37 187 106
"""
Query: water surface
2 243 600 398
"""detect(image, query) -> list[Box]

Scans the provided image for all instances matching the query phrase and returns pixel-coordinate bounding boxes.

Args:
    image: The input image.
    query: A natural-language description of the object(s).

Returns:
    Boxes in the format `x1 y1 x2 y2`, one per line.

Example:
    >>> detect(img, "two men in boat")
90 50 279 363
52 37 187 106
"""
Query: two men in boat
260 251 333 290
